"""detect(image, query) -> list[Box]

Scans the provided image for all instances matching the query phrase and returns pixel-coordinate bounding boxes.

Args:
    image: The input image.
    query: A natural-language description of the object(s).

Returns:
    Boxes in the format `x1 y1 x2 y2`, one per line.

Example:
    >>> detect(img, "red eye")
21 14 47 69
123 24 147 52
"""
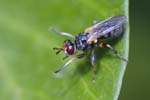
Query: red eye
66 46 75 55
63 40 76 55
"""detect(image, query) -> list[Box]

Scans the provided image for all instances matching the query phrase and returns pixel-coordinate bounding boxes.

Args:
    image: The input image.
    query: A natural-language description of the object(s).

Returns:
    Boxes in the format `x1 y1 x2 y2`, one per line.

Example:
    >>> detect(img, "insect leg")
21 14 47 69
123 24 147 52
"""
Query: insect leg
92 20 101 25
54 53 86 74
62 55 69 60
50 27 75 39
99 42 128 62
91 48 96 80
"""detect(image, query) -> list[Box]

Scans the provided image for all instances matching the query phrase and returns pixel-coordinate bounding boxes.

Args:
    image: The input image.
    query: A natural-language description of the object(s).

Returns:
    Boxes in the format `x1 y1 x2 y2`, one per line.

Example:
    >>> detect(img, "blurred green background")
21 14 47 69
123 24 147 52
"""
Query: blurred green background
0 0 149 100
119 0 150 100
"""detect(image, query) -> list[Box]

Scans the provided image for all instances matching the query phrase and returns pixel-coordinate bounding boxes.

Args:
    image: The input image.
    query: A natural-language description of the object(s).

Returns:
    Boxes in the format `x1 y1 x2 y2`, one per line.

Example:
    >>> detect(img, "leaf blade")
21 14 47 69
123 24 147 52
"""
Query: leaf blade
0 0 129 100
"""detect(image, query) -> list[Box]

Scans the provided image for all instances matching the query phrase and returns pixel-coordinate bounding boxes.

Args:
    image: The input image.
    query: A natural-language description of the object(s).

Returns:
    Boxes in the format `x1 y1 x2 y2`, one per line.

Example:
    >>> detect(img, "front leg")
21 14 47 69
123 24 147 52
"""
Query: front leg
54 52 86 74
50 27 75 39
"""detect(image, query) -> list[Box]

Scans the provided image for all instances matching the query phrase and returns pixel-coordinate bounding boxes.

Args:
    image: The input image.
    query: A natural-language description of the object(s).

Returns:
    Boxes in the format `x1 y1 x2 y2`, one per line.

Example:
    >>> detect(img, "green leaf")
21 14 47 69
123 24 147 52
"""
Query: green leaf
0 0 129 100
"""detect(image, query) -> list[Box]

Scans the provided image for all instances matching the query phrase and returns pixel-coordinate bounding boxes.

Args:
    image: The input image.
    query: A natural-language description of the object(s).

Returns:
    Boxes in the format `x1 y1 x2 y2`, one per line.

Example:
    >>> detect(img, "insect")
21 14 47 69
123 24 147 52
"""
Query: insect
51 15 128 80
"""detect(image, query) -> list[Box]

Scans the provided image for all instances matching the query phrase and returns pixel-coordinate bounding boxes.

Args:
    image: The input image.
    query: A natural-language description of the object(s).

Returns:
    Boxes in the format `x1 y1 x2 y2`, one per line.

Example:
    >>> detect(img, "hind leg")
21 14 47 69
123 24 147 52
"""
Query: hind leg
99 42 128 62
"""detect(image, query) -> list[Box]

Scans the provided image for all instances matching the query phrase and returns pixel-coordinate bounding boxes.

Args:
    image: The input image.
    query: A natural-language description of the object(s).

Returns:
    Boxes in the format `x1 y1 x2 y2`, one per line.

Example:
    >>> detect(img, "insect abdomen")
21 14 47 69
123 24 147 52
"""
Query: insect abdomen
102 27 123 38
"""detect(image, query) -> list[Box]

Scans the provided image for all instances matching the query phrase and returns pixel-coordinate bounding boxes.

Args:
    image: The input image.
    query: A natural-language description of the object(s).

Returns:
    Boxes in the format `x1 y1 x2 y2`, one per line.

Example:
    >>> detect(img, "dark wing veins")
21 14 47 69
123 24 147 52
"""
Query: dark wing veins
91 15 126 38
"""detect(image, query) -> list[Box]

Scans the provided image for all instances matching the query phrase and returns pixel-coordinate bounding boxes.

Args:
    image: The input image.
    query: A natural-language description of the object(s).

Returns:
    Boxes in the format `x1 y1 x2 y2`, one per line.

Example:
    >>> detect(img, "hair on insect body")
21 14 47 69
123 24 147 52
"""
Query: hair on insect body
51 15 128 80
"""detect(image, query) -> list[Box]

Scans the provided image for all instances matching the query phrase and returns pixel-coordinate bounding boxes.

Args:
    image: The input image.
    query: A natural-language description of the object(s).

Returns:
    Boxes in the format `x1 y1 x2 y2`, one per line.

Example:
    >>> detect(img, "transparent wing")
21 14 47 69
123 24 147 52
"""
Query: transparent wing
87 15 126 39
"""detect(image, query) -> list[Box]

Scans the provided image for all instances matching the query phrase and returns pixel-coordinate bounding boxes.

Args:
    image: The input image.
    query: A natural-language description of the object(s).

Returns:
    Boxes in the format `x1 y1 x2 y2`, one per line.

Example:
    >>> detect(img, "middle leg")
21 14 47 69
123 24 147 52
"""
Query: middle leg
91 48 96 80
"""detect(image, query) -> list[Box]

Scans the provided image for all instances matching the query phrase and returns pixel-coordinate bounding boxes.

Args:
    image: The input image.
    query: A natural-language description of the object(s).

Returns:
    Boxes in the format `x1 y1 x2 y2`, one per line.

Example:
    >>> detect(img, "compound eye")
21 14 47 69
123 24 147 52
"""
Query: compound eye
66 45 75 55
63 40 76 55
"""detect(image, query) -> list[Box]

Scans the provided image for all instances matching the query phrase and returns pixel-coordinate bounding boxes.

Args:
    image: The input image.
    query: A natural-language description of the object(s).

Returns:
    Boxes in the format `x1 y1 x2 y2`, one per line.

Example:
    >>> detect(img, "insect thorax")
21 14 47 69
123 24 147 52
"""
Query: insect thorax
75 32 93 50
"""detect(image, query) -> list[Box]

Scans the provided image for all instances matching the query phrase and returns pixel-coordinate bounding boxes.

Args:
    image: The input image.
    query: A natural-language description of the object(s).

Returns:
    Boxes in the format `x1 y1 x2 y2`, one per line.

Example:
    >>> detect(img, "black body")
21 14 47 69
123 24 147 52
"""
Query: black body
75 32 94 50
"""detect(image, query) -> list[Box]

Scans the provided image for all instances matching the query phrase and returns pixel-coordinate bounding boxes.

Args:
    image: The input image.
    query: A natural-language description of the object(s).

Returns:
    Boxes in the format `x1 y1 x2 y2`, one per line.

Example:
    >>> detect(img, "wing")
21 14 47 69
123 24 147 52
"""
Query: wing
85 15 126 43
